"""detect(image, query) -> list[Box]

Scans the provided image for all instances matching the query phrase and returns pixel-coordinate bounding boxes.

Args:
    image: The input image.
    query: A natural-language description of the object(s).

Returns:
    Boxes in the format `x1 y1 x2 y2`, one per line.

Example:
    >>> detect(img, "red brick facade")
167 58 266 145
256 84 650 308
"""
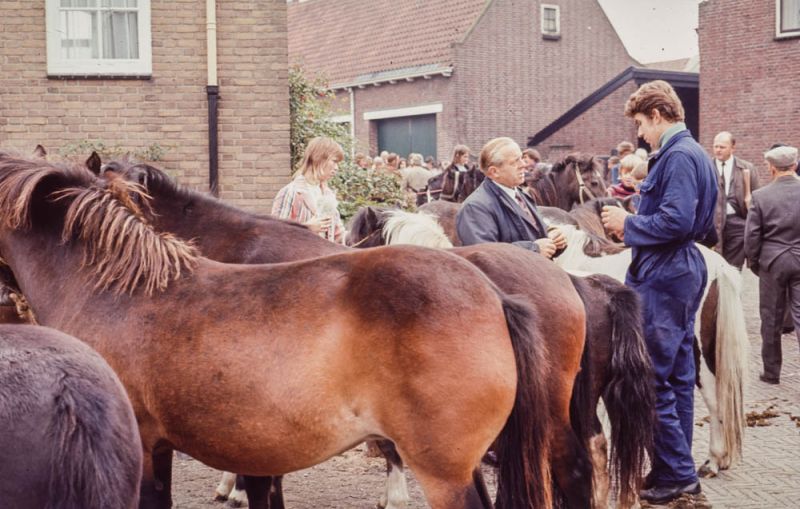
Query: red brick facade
0 1 290 213
294 0 636 162
699 0 800 182
533 81 639 161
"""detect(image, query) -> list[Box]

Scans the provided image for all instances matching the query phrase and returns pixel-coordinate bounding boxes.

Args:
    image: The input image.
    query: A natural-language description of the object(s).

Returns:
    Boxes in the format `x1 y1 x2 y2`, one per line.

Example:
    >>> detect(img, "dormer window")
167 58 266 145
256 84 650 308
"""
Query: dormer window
541 4 561 40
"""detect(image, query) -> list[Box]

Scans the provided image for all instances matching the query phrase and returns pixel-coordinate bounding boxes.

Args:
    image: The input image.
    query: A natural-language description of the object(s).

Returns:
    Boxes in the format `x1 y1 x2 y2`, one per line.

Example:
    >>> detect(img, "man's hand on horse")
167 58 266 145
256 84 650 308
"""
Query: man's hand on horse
547 226 567 250
601 205 629 239
534 238 557 259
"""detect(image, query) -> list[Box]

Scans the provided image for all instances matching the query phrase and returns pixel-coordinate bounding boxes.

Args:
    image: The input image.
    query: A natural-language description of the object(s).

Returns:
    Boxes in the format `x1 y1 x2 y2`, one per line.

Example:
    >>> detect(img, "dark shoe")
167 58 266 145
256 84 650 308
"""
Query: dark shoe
781 326 794 334
640 481 701 505
759 373 780 385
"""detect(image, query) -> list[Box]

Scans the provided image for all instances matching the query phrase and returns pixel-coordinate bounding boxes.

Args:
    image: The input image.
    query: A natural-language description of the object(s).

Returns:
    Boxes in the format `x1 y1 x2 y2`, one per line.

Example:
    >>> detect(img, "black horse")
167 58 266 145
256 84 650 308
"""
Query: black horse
0 324 142 509
426 164 485 203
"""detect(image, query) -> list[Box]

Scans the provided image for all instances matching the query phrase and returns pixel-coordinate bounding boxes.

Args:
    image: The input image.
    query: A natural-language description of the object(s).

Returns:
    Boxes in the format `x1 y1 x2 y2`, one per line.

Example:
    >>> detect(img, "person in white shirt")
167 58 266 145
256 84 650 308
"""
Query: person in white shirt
712 131 759 269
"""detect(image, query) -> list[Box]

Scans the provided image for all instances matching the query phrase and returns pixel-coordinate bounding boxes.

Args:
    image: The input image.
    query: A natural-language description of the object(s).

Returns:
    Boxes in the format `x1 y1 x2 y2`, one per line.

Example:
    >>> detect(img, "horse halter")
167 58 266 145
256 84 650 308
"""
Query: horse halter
573 162 604 205
349 228 382 248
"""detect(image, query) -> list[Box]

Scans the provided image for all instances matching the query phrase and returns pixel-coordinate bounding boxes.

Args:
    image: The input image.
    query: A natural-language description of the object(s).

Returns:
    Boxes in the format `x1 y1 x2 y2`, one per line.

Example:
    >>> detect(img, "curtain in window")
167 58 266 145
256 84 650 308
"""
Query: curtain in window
59 0 139 60
782 0 800 32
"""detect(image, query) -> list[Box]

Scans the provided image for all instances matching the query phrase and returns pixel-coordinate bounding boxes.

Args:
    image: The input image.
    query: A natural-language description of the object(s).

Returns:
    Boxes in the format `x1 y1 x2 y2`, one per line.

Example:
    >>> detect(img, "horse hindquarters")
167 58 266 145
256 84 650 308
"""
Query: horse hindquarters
494 295 553 509
574 275 654 509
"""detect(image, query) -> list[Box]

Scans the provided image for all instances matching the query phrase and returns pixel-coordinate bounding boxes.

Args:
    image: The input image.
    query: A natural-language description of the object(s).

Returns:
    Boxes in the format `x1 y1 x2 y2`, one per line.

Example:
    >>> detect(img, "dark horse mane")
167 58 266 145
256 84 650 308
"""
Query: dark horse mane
0 152 198 295
101 160 311 233
568 197 627 256
524 164 558 206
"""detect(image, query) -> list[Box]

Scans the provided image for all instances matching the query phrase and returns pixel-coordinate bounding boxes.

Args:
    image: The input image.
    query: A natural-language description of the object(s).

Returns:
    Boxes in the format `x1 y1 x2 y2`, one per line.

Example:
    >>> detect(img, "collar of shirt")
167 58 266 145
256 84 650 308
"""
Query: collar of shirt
455 164 468 172
494 180 521 201
658 122 687 149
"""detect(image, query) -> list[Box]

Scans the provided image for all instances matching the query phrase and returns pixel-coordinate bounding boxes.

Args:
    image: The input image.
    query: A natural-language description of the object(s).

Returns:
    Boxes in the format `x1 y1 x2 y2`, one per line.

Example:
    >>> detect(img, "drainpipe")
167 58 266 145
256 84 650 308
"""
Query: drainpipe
206 0 220 196
348 87 355 159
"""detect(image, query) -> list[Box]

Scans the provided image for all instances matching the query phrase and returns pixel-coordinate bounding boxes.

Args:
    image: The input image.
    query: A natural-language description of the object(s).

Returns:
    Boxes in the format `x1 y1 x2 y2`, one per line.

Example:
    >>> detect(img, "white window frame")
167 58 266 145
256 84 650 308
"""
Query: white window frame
540 4 561 38
45 0 153 77
776 0 800 39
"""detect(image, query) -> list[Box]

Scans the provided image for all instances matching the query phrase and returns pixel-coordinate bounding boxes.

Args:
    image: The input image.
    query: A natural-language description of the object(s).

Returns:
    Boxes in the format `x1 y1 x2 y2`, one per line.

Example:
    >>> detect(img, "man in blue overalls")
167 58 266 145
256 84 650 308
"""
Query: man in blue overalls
602 80 719 505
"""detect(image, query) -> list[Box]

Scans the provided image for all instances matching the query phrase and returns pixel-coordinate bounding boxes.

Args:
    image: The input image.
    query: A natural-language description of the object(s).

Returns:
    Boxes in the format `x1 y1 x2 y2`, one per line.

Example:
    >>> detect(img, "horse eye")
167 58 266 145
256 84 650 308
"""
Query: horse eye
183 202 194 215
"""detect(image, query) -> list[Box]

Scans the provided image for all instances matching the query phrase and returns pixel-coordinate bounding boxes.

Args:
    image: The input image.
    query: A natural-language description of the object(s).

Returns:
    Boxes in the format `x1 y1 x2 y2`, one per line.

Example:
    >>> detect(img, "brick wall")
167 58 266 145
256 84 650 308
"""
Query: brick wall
0 0 290 214
699 0 800 182
454 0 637 155
533 81 639 162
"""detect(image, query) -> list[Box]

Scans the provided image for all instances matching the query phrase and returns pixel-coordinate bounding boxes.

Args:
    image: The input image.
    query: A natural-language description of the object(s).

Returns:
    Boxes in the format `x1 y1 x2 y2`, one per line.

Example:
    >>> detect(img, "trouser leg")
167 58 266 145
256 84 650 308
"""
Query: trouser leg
722 215 746 269
640 286 699 485
759 270 785 380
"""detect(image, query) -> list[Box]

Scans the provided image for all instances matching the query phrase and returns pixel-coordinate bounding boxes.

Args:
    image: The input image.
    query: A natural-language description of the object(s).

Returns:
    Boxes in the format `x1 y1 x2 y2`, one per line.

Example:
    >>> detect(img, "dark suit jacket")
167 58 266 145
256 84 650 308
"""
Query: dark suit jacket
456 178 547 253
744 175 800 274
714 156 759 240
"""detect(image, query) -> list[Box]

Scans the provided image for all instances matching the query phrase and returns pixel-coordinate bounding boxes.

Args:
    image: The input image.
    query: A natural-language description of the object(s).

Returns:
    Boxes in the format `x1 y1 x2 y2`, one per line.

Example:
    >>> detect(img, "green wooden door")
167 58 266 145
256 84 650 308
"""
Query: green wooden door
377 114 436 158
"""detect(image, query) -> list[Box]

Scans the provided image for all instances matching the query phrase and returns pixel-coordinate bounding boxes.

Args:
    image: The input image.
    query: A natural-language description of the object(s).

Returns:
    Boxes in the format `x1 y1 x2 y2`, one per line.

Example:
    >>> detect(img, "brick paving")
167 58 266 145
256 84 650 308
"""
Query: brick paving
692 269 800 509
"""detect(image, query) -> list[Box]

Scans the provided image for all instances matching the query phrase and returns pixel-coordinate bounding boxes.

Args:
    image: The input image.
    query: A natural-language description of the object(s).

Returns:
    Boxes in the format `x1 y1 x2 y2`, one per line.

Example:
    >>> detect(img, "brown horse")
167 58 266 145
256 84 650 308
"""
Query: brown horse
0 324 142 508
528 154 608 210
0 151 555 509
426 164 485 203
99 159 593 508
348 206 656 509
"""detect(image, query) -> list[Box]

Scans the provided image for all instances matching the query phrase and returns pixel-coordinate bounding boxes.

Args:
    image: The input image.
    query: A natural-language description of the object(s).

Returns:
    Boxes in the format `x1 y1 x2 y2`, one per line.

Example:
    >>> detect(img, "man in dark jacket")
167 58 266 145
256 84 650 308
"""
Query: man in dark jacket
712 131 759 268
744 145 800 385
456 137 565 258
602 80 718 505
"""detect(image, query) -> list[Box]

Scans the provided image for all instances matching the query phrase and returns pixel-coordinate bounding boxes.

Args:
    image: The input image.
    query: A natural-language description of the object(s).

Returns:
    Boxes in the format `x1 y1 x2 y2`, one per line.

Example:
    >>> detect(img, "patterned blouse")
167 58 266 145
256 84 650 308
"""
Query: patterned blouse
271 174 345 243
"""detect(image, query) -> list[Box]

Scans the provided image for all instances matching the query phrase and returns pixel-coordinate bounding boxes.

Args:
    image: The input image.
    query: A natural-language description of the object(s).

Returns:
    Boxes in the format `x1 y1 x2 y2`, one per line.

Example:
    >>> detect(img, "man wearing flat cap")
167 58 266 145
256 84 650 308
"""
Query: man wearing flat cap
744 145 800 384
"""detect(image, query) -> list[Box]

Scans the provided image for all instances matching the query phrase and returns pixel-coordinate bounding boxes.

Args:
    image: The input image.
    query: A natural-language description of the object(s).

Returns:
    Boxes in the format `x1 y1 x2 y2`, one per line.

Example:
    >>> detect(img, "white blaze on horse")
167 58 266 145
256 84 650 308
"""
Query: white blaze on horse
554 223 749 477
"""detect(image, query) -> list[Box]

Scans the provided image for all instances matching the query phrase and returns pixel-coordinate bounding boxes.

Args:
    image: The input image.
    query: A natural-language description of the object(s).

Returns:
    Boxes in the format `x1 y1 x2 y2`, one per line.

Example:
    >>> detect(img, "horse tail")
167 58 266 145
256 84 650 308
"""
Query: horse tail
494 294 552 509
713 260 749 465
47 369 142 509
601 275 655 509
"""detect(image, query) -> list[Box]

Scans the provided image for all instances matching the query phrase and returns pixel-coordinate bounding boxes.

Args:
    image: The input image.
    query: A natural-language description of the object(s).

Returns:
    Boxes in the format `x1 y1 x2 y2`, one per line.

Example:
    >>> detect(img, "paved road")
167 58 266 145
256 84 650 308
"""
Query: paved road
172 269 799 508
693 269 800 509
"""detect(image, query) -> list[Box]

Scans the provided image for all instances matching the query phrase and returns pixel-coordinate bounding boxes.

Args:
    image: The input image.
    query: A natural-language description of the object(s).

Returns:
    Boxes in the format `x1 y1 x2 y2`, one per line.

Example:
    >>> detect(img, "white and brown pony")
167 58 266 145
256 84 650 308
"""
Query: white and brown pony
554 223 749 477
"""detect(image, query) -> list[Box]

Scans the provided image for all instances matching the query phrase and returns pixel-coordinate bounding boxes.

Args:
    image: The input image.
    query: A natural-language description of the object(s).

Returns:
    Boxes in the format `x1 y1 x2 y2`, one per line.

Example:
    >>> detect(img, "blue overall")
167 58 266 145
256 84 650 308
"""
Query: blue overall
623 129 718 485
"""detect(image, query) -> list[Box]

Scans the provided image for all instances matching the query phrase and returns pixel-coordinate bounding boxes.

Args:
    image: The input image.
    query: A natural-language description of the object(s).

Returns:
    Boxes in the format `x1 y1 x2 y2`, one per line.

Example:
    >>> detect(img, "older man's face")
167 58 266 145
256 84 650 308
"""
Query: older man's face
713 135 734 162
489 143 525 188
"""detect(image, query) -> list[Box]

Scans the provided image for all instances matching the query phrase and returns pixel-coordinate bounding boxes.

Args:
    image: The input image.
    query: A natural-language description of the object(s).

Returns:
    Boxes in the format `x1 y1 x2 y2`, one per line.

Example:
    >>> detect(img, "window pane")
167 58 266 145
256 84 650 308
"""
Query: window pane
61 0 98 7
781 0 800 32
543 8 557 32
60 10 98 59
101 0 138 7
102 11 139 58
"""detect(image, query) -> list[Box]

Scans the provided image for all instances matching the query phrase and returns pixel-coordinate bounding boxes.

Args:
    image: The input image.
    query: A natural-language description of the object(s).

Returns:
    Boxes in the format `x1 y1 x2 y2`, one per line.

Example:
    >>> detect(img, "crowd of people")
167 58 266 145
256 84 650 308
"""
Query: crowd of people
275 79 799 507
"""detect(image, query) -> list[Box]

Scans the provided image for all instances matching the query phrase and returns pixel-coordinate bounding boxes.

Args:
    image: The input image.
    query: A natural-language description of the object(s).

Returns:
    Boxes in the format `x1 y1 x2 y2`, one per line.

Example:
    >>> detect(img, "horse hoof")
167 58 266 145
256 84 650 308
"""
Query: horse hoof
213 494 228 502
697 461 718 478
226 500 245 508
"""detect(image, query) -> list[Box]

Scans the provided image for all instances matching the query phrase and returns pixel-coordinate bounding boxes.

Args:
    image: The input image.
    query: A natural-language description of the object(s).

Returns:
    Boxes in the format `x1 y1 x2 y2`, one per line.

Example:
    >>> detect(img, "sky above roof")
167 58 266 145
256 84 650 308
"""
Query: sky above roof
599 0 700 64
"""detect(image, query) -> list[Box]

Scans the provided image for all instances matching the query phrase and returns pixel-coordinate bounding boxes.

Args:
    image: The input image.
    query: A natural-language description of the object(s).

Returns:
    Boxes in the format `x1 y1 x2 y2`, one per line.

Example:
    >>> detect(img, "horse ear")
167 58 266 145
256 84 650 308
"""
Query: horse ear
86 151 103 175
32 145 47 158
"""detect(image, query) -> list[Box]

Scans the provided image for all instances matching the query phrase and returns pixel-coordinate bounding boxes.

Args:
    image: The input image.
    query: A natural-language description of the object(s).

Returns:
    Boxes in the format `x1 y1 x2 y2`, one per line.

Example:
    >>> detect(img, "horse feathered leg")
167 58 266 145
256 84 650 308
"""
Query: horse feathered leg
214 471 236 501
377 440 410 509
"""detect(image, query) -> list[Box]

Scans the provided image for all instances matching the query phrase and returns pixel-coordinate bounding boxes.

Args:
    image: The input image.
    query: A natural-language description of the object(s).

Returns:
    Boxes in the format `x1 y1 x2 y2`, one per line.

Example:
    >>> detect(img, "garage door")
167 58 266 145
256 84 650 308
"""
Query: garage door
376 114 436 159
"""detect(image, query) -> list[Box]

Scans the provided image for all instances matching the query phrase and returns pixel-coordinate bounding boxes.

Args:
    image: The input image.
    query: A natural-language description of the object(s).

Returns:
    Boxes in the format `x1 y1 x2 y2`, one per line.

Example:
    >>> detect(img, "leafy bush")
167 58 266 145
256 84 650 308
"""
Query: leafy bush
59 139 169 162
330 161 412 222
289 64 351 170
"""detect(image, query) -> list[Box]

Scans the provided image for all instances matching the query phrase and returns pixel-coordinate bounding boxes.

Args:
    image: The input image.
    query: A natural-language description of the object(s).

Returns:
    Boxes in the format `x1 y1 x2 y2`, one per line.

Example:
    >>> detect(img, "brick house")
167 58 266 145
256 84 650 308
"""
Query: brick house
698 0 800 180
288 0 638 162
527 66 700 160
0 0 290 213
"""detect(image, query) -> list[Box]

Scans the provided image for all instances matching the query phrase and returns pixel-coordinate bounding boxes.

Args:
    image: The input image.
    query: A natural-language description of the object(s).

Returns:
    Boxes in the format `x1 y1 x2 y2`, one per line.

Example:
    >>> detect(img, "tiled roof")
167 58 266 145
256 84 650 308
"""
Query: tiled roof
288 0 490 86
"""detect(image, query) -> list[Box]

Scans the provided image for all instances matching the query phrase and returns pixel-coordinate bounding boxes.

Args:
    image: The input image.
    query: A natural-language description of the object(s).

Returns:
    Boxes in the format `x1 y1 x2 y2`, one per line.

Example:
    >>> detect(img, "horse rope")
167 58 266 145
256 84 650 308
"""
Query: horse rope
350 228 382 248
